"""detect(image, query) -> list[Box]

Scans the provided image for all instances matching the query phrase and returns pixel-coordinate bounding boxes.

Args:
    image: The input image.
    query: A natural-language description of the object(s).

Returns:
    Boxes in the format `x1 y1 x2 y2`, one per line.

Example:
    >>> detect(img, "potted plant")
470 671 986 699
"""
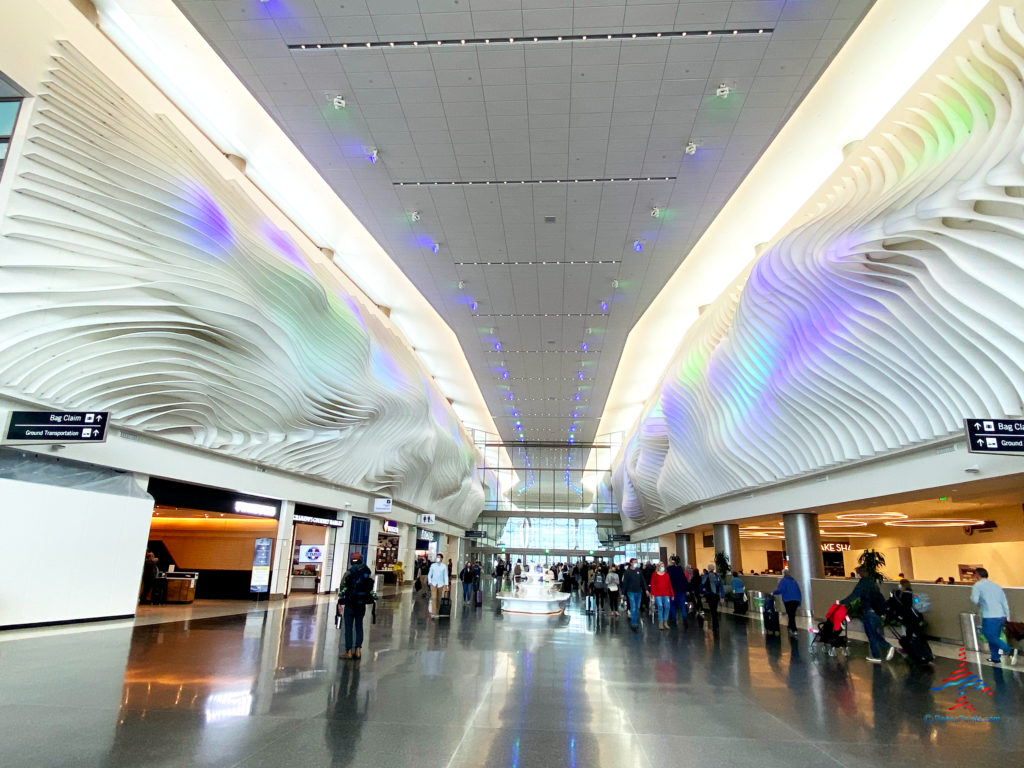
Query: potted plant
714 550 731 578
857 549 887 583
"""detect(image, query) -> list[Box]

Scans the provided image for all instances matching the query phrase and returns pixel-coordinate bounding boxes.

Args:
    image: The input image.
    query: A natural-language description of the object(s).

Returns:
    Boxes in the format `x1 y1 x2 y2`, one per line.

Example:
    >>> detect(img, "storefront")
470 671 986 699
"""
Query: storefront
146 477 280 601
288 505 345 594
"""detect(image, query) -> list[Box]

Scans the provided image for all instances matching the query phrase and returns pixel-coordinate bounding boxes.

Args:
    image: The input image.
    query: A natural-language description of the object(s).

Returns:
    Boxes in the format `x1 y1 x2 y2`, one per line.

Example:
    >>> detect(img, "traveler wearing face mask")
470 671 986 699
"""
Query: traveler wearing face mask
428 553 450 618
620 558 647 632
649 561 675 630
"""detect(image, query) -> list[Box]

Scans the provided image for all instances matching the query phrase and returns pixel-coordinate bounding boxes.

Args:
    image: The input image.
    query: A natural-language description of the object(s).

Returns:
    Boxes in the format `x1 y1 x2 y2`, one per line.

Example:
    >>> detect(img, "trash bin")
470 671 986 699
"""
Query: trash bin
749 591 764 611
960 612 980 652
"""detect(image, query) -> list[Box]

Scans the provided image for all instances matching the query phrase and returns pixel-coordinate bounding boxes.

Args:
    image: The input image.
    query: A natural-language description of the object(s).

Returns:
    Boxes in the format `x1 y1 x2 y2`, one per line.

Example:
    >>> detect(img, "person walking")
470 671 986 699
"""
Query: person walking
621 559 647 632
971 567 1016 664
591 567 608 612
459 561 474 603
649 561 674 630
338 552 375 660
606 566 621 617
139 551 160 605
840 566 895 663
428 553 449 618
666 556 688 628
701 565 725 634
772 569 803 636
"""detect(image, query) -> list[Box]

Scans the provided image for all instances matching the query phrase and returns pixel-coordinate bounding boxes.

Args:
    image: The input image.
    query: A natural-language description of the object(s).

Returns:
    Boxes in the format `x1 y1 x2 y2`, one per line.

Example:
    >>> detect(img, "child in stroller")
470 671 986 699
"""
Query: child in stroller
810 602 849 656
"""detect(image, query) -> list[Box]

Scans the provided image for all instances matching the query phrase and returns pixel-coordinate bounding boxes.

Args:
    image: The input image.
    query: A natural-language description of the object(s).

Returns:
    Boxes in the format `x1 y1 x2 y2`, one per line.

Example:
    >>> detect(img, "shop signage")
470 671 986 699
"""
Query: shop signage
965 418 1024 455
373 498 393 513
416 513 436 525
234 500 278 518
250 537 273 593
2 410 109 445
384 520 399 534
609 534 631 542
297 545 324 564
821 542 851 552
464 530 487 538
293 513 344 528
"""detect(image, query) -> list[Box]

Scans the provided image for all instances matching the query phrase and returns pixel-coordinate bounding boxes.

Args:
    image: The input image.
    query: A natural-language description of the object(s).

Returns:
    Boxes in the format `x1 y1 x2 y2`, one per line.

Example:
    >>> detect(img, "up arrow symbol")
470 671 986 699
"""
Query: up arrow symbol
974 422 981 429
976 438 985 447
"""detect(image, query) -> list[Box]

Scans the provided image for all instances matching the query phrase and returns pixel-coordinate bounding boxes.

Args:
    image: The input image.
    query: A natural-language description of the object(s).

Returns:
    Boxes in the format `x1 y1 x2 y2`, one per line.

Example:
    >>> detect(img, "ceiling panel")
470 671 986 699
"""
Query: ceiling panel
175 0 875 469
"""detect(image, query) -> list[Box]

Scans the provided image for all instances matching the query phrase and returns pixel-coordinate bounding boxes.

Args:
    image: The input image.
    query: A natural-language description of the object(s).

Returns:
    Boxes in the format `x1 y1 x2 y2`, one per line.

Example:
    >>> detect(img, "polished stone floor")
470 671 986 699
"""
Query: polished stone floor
1 587 1021 767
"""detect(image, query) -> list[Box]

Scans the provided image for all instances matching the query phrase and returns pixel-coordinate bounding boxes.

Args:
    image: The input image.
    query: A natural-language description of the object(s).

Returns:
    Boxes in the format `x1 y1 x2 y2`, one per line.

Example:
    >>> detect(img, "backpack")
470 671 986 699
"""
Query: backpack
343 566 374 606
593 571 605 588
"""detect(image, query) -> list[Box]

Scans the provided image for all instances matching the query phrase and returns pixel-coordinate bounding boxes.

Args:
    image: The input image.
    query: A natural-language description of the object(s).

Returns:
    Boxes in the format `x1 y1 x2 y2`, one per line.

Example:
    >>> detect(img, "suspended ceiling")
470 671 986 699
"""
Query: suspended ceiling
170 0 874 457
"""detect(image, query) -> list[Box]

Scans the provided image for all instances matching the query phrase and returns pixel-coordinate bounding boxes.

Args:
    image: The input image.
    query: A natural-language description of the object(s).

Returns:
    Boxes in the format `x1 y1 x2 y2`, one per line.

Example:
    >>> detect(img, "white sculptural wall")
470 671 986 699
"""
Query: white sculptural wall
614 8 1024 528
0 44 483 525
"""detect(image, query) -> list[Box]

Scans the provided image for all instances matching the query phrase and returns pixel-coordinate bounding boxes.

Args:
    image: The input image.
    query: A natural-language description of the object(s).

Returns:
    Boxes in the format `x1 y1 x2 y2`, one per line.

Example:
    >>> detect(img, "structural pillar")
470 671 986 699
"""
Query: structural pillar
895 546 914 580
782 512 824 617
675 532 697 569
712 523 742 573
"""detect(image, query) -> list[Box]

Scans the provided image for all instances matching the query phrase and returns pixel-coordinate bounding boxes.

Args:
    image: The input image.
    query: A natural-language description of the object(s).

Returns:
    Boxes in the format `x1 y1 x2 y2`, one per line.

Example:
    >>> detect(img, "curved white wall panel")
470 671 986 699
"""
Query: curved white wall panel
0 45 483 525
615 8 1024 529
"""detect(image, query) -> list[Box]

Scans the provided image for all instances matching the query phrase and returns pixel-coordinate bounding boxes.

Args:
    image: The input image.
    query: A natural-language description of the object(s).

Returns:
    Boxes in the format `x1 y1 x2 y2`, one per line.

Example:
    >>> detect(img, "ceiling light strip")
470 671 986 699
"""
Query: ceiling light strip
291 28 772 52
396 177 674 186
473 313 608 318
489 349 597 354
456 261 620 266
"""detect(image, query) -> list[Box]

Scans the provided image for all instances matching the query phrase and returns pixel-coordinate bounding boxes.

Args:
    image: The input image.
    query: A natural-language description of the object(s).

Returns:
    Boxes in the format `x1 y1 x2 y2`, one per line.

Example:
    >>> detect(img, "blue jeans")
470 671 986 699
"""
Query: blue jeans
981 617 1012 661
343 604 366 651
462 581 473 602
655 596 670 623
862 609 890 658
627 592 642 626
670 594 688 623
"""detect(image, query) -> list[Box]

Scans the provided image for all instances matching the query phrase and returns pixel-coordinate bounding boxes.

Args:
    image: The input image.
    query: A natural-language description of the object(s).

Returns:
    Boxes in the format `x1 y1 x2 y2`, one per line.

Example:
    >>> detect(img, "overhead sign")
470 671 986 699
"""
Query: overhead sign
297 545 324 564
2 410 109 445
465 530 487 539
608 534 631 542
250 538 273 593
965 418 1024 455
293 514 344 528
383 520 399 534
373 498 393 513
821 542 851 552
234 500 278 518
416 513 436 526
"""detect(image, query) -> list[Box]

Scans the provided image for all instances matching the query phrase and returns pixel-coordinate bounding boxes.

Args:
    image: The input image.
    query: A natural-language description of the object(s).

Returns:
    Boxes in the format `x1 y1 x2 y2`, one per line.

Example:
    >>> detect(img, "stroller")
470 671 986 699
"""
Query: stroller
885 590 934 665
810 602 850 656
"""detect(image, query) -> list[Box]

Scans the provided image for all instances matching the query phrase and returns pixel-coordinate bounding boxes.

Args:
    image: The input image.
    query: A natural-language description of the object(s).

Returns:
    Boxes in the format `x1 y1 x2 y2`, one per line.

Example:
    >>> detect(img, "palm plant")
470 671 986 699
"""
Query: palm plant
714 550 731 578
857 549 887 582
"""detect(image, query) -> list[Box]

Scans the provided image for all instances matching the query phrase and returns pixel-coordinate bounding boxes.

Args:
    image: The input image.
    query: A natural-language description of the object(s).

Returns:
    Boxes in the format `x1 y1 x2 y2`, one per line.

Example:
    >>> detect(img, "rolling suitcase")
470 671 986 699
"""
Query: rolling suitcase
475 588 483 607
439 590 452 619
734 595 748 615
899 633 935 664
763 597 781 635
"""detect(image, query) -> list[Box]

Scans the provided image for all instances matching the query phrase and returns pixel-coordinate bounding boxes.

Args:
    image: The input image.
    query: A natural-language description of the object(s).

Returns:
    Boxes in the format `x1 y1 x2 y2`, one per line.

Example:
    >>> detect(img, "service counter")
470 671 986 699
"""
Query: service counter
156 572 197 604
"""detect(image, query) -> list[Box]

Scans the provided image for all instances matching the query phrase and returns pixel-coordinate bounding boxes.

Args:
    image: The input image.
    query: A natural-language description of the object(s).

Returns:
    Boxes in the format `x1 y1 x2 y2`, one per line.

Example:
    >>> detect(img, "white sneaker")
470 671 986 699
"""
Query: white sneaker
885 646 896 662
866 656 882 663
1010 650 1018 666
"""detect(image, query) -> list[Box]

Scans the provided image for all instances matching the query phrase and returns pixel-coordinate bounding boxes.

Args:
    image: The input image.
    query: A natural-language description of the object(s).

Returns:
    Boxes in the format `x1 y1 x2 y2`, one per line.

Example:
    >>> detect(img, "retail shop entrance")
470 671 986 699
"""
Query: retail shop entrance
287 504 345 595
146 478 280 601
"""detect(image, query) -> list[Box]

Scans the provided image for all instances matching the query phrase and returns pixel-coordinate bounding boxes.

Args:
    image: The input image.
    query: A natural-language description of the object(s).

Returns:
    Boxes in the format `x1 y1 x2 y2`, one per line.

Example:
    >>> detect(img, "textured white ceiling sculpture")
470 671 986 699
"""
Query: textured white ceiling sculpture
614 7 1024 529
0 44 483 525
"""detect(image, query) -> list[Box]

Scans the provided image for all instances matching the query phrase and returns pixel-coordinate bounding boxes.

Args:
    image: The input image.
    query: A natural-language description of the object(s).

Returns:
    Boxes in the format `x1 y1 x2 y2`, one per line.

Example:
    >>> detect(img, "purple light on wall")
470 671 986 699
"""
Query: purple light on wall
261 223 310 273
600 301 609 312
187 187 233 250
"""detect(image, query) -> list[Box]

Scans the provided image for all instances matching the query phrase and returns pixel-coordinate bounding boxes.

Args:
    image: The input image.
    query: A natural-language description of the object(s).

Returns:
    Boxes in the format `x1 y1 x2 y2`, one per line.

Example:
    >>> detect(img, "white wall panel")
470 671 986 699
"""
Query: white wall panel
615 7 1024 529
0 44 483 527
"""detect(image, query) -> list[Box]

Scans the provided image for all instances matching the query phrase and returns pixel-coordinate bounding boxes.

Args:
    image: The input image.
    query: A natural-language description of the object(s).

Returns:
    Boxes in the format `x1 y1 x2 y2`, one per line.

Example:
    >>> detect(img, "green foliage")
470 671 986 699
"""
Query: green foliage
857 549 887 582
714 550 731 578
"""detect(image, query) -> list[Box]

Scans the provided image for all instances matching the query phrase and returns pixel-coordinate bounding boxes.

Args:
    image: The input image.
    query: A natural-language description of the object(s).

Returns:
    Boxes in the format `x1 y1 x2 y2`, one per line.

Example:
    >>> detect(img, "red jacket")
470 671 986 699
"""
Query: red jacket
649 571 674 598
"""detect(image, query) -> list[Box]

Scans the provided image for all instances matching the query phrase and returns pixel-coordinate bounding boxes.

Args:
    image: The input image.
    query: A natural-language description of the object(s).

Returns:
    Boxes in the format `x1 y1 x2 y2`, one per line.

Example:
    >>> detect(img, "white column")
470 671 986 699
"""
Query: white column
399 523 416 584
270 500 294 598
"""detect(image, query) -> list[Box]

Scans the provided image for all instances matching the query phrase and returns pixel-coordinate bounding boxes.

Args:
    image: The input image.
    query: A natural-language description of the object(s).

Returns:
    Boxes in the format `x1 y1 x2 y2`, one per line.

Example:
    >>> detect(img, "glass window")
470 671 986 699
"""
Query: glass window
0 98 22 180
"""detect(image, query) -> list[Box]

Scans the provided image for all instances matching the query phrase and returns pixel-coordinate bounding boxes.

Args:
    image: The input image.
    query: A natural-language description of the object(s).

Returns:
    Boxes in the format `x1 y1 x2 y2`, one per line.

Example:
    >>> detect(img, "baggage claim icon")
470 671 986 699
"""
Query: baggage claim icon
930 647 994 710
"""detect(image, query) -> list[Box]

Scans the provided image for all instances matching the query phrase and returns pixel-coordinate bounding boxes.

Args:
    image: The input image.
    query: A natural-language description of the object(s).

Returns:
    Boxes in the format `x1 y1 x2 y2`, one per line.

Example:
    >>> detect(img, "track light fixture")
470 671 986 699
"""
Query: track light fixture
368 147 379 163
716 83 731 98
684 141 698 155
409 210 421 222
332 95 346 109
650 206 661 218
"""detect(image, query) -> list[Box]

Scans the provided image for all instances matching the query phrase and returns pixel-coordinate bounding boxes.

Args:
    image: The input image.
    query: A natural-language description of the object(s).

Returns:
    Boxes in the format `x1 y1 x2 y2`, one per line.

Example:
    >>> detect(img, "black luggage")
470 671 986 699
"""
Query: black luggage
439 591 452 619
763 598 781 634
734 595 748 615
475 589 483 607
150 577 168 605
899 633 935 664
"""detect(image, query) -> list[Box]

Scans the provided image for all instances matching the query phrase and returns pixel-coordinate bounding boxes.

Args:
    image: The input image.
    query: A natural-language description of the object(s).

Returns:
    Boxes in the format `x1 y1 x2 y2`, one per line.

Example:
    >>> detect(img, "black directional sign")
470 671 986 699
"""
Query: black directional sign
964 418 1024 456
2 411 109 445
608 534 631 542
465 530 487 539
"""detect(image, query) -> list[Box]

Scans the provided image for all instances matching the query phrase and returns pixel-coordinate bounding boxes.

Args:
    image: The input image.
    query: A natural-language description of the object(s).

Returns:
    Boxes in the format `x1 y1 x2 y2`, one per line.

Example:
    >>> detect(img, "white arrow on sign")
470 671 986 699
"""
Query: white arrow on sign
977 439 984 447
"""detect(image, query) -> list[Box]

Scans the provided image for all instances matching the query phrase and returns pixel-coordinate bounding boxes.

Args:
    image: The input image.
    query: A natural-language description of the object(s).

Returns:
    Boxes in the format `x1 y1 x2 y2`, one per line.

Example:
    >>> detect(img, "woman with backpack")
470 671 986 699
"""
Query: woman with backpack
590 567 608 612
606 566 621 617
701 564 725 634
